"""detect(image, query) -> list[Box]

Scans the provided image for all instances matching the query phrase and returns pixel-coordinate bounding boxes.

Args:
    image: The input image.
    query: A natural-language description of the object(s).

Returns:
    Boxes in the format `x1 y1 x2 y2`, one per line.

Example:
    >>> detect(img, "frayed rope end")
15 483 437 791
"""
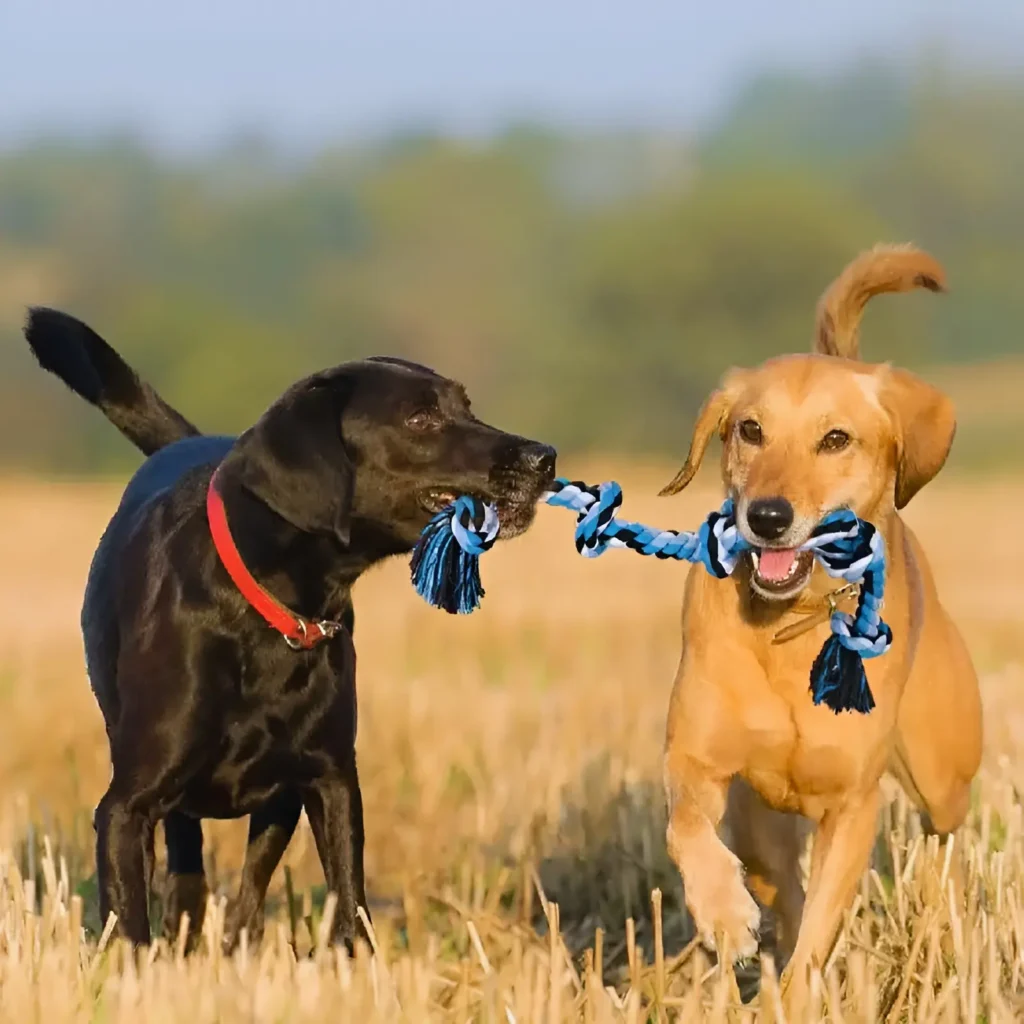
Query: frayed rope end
809 634 876 715
410 497 499 615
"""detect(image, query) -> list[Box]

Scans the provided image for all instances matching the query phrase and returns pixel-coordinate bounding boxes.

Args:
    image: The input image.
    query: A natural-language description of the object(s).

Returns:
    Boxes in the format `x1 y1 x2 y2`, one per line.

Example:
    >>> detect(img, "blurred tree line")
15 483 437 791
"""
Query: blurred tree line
1 61 1023 472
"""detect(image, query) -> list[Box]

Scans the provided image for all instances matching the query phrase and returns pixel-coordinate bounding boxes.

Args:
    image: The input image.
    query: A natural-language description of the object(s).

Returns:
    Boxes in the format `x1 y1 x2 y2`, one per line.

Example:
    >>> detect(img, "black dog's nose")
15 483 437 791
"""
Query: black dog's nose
520 443 557 477
746 497 794 541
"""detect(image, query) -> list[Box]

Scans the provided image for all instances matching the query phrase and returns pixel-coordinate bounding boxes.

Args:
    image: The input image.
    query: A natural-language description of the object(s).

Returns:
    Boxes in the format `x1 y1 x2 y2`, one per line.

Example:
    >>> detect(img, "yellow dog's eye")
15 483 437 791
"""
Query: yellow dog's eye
820 429 851 452
738 420 762 445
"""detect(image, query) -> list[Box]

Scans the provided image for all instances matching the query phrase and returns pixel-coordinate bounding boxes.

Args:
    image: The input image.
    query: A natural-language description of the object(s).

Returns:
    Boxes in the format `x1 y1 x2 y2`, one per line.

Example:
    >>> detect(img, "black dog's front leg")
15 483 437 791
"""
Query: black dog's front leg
303 759 369 950
95 786 151 944
224 788 303 950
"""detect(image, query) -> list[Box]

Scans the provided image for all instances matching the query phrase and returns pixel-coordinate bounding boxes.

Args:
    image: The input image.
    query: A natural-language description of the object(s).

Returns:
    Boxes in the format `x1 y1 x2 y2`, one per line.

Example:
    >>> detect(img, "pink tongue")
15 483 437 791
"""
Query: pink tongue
758 548 798 581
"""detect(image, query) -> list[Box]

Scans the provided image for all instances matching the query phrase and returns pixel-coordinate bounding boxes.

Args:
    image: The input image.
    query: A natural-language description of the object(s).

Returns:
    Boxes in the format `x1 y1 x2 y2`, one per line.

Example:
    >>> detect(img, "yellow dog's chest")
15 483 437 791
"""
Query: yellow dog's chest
740 665 895 820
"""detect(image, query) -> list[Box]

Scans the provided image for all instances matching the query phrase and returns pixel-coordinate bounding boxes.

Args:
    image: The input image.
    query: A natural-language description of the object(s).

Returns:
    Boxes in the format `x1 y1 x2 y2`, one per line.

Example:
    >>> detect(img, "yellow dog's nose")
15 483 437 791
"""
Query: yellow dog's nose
746 497 793 540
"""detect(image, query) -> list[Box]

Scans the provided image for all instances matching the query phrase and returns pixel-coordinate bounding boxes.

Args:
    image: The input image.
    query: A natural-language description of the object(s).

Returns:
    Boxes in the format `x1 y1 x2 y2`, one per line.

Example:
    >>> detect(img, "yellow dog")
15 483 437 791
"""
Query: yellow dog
660 245 983 1013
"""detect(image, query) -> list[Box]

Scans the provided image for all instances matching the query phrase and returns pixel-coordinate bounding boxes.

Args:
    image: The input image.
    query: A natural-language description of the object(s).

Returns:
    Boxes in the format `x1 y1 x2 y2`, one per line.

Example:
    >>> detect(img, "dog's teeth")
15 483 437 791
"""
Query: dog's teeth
750 551 759 569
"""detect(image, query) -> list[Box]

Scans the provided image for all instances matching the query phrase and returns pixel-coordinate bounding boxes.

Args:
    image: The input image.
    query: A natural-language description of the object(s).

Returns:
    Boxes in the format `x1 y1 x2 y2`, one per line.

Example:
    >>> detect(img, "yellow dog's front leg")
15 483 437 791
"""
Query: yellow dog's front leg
780 787 880 1017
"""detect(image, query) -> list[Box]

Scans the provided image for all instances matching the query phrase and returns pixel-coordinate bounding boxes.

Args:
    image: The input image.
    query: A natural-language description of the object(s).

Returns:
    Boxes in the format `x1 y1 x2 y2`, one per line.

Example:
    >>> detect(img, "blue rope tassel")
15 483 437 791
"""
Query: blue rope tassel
409 496 500 614
409 478 890 713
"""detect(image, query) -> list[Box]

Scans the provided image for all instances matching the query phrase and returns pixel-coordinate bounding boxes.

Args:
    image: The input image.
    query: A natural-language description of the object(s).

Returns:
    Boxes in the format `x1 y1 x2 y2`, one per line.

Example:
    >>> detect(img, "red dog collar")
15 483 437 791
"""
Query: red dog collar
206 466 341 650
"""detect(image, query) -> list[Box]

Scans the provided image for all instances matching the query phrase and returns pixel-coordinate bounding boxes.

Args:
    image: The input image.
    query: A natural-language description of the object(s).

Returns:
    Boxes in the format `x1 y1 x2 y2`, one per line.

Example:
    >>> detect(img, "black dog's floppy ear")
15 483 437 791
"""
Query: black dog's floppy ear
222 377 355 545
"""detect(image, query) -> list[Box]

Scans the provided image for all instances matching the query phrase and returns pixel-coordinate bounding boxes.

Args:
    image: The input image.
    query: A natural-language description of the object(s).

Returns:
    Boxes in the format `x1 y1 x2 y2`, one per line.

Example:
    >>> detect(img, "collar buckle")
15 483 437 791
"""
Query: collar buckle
771 583 861 646
827 582 860 612
283 618 344 650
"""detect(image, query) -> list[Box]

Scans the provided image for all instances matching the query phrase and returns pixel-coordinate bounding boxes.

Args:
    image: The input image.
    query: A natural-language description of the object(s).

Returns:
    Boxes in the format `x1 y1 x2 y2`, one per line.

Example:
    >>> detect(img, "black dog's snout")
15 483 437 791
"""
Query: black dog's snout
746 497 794 541
520 442 557 478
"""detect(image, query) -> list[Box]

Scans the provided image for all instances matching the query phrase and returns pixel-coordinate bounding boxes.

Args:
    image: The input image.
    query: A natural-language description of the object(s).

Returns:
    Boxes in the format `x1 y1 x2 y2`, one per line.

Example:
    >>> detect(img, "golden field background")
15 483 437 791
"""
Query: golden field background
1 462 1024 1021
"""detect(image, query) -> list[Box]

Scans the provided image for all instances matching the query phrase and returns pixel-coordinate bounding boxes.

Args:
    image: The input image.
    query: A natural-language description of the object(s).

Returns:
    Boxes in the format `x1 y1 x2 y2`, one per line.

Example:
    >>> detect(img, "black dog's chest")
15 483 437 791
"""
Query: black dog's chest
177 649 357 819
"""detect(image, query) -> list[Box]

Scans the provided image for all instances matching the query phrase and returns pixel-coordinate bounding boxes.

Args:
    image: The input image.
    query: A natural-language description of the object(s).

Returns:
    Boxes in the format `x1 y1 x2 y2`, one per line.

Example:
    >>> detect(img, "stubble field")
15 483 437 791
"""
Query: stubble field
0 463 1022 1022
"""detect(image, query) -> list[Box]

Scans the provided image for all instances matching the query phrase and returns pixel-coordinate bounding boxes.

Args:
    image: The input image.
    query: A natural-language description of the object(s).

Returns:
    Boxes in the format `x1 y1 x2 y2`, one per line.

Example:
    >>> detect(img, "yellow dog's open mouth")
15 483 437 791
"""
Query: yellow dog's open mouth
749 547 815 596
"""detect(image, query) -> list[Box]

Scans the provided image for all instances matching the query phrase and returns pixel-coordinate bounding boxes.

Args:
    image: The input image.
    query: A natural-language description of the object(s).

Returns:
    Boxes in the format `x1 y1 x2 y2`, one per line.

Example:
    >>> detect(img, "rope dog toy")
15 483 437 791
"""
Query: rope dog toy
409 478 890 715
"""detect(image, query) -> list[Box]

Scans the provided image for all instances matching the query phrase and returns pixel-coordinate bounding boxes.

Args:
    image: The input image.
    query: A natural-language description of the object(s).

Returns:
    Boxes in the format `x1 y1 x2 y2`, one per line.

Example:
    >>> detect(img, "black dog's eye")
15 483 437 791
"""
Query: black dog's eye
406 409 442 432
819 429 851 452
738 420 763 445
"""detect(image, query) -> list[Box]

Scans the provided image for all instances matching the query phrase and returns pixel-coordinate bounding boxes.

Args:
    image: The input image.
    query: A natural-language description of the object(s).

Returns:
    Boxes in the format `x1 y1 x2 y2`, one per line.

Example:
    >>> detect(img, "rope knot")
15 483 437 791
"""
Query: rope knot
544 480 622 557
410 495 499 614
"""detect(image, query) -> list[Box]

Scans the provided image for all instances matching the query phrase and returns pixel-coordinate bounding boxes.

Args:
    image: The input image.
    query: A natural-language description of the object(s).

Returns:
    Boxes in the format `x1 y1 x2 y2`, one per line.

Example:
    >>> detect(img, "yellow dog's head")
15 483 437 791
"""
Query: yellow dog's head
662 245 956 601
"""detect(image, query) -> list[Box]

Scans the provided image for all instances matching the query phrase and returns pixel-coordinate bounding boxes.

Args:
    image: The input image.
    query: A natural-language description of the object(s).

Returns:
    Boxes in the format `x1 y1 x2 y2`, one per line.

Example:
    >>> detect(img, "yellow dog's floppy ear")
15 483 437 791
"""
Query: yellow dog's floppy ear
879 366 957 509
659 386 735 496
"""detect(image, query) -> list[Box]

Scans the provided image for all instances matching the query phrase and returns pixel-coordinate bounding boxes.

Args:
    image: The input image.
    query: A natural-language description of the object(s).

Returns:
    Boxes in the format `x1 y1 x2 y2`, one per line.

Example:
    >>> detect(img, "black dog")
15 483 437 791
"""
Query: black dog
24 309 556 948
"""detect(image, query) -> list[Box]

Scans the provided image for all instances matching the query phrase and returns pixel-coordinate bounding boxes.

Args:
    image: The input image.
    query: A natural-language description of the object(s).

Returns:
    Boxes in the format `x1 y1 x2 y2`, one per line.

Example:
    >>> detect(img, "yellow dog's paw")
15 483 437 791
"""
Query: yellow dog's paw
684 849 761 961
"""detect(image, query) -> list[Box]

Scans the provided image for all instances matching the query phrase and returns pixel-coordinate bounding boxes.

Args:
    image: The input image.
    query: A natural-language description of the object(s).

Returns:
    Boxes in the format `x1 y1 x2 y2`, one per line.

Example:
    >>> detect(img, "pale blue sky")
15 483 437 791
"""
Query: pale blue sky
2 0 1023 150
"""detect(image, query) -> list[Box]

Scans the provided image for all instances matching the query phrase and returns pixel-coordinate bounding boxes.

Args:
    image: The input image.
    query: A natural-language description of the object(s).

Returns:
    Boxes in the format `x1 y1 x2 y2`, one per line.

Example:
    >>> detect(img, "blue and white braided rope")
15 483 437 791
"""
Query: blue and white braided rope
801 510 890 661
542 479 745 576
410 478 890 713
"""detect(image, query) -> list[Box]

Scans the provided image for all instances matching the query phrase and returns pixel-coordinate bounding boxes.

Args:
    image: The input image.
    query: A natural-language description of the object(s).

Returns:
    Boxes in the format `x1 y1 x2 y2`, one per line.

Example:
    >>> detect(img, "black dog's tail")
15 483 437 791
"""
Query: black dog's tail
24 308 201 456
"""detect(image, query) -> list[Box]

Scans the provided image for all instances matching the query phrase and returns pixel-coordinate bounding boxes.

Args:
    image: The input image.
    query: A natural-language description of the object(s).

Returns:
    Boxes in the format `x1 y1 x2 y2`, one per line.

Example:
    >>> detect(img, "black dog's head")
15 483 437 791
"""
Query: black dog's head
221 356 556 553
